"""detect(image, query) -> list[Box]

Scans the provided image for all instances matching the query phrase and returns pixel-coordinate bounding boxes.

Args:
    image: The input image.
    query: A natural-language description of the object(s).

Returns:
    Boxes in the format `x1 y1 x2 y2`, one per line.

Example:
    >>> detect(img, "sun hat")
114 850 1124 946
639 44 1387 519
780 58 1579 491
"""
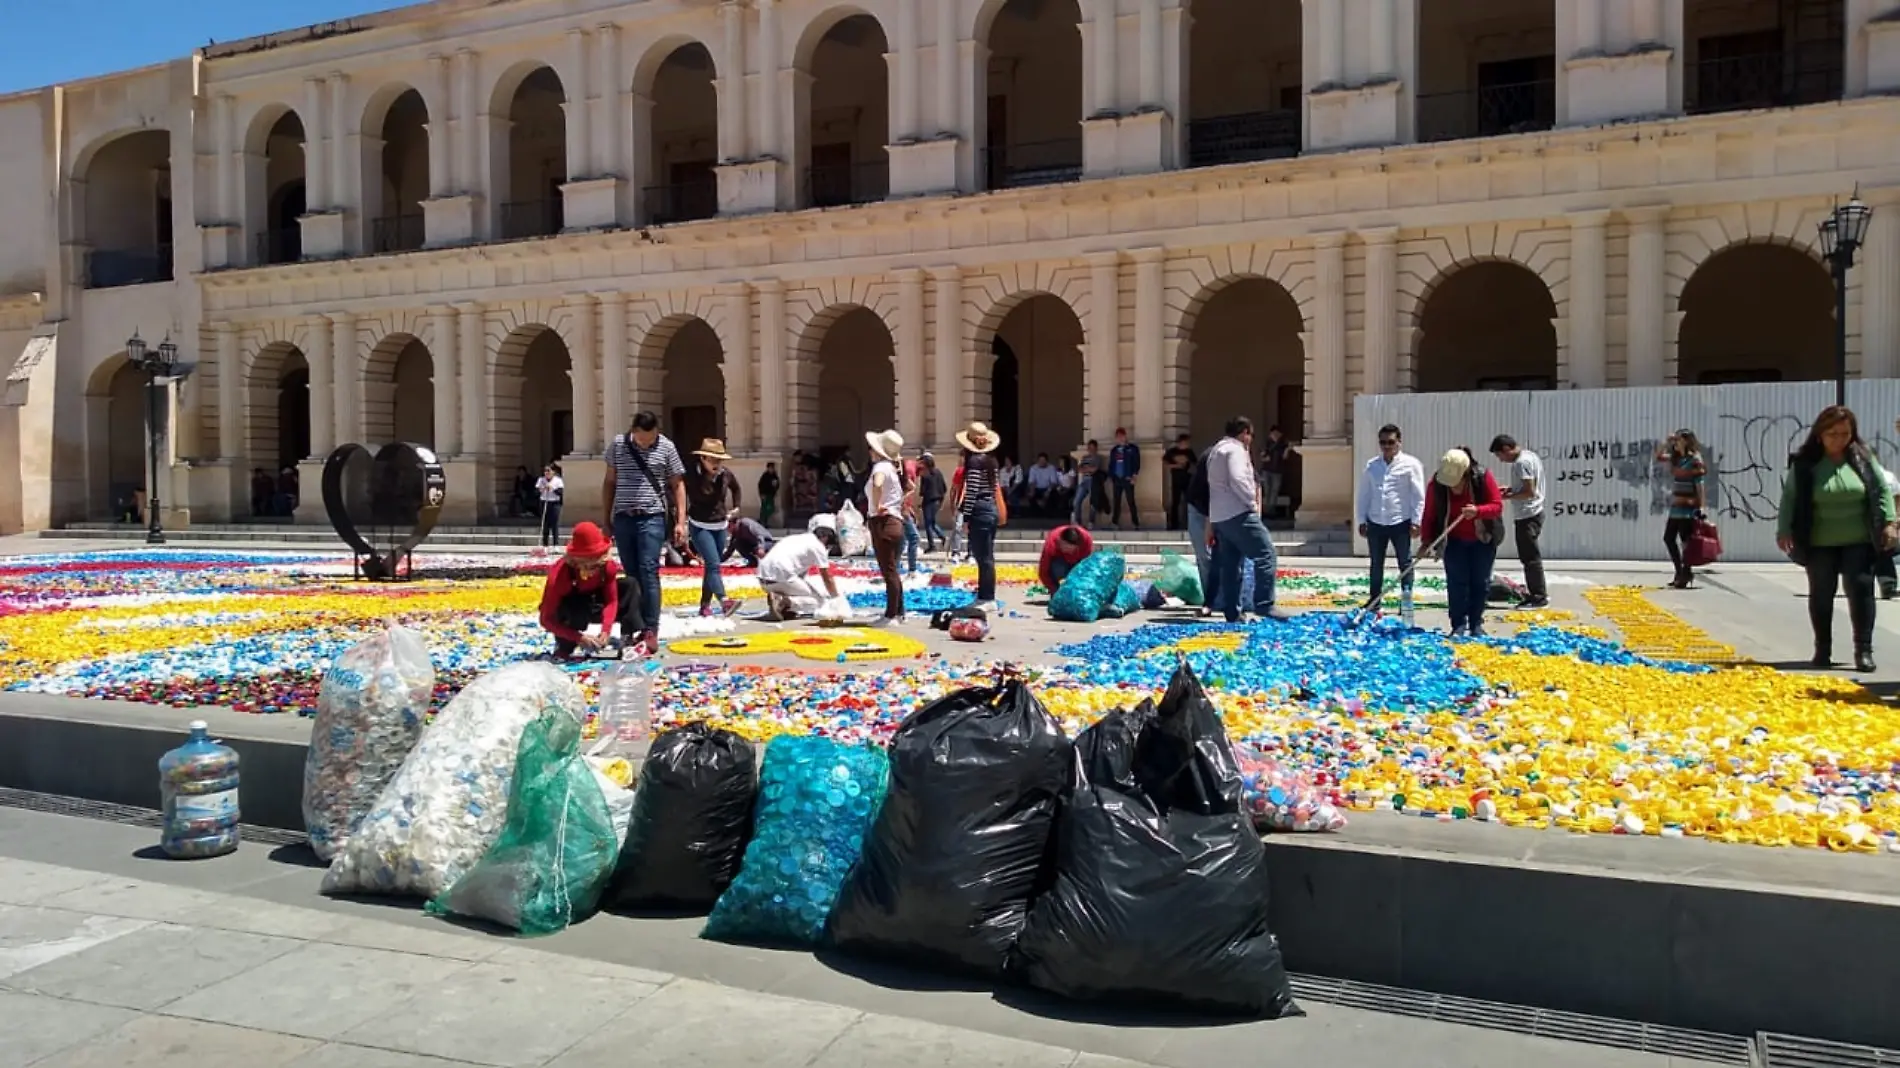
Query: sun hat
1435 449 1472 488
564 521 613 561
864 429 904 462
955 421 1000 454
692 437 733 460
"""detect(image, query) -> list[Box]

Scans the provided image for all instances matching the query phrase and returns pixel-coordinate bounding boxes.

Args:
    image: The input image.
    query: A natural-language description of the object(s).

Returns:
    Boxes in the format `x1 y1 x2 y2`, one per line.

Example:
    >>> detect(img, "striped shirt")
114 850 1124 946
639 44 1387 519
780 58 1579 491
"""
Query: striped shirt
608 433 685 516
959 455 999 516
1669 455 1706 519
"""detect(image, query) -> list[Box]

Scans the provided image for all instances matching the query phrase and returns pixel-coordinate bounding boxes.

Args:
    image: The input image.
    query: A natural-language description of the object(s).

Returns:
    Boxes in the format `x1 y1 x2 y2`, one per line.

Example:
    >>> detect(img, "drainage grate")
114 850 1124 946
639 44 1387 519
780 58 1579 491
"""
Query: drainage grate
0 787 310 847
1756 1033 1900 1067
1287 975 1754 1065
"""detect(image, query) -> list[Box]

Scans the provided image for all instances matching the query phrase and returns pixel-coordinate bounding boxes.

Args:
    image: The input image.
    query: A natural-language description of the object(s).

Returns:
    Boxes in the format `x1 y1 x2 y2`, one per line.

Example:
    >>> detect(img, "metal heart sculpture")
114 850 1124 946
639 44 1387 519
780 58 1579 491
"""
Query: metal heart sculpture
321 442 447 579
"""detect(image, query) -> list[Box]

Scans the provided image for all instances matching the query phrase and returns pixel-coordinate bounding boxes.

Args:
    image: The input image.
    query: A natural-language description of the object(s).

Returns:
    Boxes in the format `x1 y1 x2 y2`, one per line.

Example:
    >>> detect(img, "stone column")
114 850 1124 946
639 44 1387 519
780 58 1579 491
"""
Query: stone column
1361 227 1399 396
303 78 329 208
329 312 359 446
1575 0 1604 53
896 269 927 438
457 303 486 456
931 266 962 444
1138 0 1163 105
565 28 592 179
758 280 788 449
596 25 623 177
600 293 629 439
720 0 748 161
1091 6 1119 115
307 317 335 458
214 94 236 222
894 0 921 139
327 73 349 214
1625 206 1668 386
570 296 600 453
936 0 959 132
1309 233 1347 441
722 283 754 451
1568 210 1609 389
757 0 782 156
1862 200 1900 379
454 50 478 193
426 56 452 199
1087 252 1122 441
1318 0 1346 86
1132 248 1165 441
1368 0 1395 77
428 306 461 454
215 323 241 460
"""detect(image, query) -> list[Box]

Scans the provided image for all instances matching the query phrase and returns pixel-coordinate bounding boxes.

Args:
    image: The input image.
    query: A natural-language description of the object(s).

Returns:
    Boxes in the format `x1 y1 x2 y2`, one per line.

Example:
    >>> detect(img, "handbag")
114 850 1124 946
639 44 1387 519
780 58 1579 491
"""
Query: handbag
1684 519 1722 568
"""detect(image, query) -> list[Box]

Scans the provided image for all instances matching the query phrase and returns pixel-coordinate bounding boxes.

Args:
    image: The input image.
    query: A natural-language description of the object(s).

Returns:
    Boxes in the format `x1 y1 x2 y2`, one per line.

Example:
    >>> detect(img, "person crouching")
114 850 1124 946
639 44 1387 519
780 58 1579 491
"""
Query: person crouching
1038 523 1094 595
757 515 843 620
539 522 644 658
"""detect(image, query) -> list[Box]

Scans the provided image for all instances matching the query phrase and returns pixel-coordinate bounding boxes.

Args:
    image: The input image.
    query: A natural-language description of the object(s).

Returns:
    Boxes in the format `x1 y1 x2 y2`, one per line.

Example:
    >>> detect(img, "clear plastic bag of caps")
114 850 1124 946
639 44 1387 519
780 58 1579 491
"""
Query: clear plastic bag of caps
1234 744 1348 834
321 661 586 900
302 622 436 862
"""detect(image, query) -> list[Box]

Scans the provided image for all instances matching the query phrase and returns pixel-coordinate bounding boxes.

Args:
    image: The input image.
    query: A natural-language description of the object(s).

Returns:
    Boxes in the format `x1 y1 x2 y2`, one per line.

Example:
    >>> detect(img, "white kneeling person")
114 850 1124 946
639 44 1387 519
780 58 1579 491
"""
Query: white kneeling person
758 514 844 619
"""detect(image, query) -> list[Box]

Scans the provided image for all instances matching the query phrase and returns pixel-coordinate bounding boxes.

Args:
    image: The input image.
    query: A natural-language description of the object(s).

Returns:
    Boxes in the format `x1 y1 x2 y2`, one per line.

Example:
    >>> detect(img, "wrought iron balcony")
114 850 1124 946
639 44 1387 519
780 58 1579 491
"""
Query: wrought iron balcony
255 227 301 266
498 197 562 240
84 245 174 288
370 213 425 254
1685 52 1842 115
1416 80 1556 144
983 138 1084 190
643 180 720 226
808 159 891 208
1187 110 1301 168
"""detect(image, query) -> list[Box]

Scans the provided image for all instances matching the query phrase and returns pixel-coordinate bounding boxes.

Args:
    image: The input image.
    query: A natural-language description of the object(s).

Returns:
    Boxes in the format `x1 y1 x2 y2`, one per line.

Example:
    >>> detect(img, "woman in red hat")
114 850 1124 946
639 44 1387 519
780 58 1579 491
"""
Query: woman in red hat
538 521 648 658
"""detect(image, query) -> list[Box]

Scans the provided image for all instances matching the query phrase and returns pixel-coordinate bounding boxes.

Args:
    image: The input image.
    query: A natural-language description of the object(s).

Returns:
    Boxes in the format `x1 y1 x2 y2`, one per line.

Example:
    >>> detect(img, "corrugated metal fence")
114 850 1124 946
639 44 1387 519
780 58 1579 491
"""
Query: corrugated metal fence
1351 382 1900 563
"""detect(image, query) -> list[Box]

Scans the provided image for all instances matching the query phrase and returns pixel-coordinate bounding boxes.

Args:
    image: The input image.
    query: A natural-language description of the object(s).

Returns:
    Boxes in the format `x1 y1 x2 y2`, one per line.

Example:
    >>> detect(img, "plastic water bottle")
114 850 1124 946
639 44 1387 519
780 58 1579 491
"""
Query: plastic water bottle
158 720 240 859
597 659 660 750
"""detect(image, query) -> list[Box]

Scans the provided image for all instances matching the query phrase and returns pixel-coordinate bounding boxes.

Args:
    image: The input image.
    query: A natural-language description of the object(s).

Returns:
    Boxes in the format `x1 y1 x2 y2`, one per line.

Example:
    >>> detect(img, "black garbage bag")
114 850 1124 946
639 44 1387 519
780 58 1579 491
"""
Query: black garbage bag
607 723 759 912
1010 661 1301 1018
826 678 1070 978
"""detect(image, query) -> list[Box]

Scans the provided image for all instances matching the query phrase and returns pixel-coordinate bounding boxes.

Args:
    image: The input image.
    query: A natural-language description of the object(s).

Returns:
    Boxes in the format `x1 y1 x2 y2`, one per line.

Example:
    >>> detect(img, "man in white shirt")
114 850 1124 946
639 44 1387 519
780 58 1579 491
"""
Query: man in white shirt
1356 423 1426 619
1206 416 1289 623
1491 434 1548 609
758 516 843 620
1025 453 1062 514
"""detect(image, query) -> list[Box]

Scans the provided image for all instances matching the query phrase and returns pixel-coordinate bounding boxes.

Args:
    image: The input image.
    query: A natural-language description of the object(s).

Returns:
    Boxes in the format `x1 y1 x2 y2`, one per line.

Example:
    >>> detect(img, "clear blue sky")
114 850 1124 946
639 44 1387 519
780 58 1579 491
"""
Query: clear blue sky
0 0 393 93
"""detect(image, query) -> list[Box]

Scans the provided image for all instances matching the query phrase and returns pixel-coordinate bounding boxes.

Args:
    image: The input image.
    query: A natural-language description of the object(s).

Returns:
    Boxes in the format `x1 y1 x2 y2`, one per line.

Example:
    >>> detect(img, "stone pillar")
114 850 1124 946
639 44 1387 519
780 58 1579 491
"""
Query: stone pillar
894 0 921 139
565 28 592 179
570 295 600 453
596 25 623 177
722 283 754 451
1862 200 1900 379
329 312 359 446
327 73 349 215
1568 210 1609 389
427 56 452 198
1576 0 1604 53
758 280 788 449
1361 227 1399 397
1625 206 1668 386
1087 252 1122 442
931 266 962 445
215 323 240 460
756 0 782 156
1318 0 1346 86
936 0 959 133
600 293 629 439
896 269 927 438
455 50 478 193
428 306 461 454
1367 0 1395 79
457 303 486 455
307 316 335 458
1132 249 1165 441
720 0 748 161
303 78 330 208
1308 233 1348 441
1138 0 1163 105
214 94 236 222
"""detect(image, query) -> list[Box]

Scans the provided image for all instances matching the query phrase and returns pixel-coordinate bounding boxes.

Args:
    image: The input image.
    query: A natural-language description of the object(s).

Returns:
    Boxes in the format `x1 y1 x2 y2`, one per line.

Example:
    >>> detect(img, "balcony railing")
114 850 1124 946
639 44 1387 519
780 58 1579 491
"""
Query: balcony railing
983 139 1084 190
1417 80 1556 143
808 159 891 208
1685 53 1842 115
370 213 425 254
256 227 301 266
498 198 562 240
1186 110 1301 168
83 245 174 289
643 181 719 226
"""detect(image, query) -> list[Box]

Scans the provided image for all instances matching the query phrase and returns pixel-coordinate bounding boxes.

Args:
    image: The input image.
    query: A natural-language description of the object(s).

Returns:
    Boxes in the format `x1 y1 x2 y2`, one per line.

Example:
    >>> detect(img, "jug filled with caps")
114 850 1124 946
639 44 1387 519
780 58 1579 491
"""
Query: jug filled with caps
159 720 241 859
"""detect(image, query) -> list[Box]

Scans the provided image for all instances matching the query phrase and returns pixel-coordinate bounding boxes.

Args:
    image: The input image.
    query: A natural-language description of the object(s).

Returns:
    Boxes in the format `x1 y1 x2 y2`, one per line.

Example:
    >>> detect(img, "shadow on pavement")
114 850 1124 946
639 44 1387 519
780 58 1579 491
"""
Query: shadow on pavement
810 946 992 995
266 842 328 868
990 983 1275 1030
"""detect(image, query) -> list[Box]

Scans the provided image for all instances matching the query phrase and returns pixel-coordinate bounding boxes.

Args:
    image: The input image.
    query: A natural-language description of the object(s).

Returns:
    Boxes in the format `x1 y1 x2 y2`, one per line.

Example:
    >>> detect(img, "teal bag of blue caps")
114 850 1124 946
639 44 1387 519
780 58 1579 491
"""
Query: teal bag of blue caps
1048 550 1126 623
701 735 890 947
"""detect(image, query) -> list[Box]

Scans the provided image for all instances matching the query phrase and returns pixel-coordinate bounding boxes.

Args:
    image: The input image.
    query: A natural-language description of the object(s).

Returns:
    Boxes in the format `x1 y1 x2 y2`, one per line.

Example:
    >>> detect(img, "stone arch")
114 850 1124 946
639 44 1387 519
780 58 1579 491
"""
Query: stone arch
792 304 898 454
244 342 311 482
1662 202 1838 380
974 0 1086 191
972 290 1088 465
1677 242 1836 385
636 313 727 449
71 128 174 287
491 324 575 507
973 0 1102 41
794 8 893 208
1180 276 1307 446
84 354 148 520
361 332 436 446
1413 259 1562 392
635 38 721 225
1394 228 1569 388
242 104 307 264
361 84 430 253
488 62 568 238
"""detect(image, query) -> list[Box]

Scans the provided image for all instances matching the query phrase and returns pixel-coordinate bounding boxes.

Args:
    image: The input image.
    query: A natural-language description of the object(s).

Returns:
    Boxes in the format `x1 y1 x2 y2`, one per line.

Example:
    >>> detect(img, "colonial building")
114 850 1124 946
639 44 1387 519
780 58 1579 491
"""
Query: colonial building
0 0 1894 531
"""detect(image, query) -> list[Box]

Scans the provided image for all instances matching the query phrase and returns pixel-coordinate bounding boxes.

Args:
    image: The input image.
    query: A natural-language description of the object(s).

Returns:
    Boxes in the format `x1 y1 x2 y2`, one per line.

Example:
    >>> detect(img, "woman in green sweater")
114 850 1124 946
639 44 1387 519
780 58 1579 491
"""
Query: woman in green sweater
1776 405 1899 672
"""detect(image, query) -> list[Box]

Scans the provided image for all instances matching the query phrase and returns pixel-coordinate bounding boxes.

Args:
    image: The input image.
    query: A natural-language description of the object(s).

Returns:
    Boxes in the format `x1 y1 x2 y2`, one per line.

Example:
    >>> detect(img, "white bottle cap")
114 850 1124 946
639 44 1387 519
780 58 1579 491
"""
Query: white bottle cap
188 719 209 731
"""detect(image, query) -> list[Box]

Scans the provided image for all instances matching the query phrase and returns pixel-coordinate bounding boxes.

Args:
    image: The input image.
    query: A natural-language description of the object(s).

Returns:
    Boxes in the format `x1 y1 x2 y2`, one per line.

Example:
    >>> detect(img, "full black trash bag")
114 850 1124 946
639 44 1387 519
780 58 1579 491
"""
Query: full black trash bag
1010 661 1301 1018
607 723 759 912
826 678 1070 978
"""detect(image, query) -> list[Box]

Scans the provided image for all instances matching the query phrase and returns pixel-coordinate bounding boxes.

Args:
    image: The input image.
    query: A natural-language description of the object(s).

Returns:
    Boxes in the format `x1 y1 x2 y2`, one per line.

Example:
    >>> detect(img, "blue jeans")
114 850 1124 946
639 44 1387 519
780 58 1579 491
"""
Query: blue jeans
965 508 998 601
903 517 919 572
1213 511 1277 622
1072 476 1094 525
1366 521 1415 604
921 502 944 547
1187 506 1220 609
689 525 728 607
1444 538 1499 632
612 512 667 629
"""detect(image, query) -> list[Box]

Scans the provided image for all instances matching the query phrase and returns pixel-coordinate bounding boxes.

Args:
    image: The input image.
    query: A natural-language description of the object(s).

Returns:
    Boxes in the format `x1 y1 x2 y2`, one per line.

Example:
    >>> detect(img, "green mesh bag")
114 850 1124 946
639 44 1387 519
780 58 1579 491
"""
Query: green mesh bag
426 708 618 936
1154 549 1204 606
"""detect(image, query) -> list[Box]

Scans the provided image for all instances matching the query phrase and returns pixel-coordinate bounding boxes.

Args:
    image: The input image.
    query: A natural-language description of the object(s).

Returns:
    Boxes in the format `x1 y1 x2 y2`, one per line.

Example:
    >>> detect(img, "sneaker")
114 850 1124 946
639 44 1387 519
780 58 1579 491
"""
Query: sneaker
1257 607 1290 622
1468 624 1487 639
1518 596 1551 610
720 598 741 617
1450 625 1468 638
698 606 715 618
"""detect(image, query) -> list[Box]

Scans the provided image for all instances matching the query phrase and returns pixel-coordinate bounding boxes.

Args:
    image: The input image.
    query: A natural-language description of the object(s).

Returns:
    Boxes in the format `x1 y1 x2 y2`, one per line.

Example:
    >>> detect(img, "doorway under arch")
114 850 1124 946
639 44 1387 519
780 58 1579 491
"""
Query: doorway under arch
659 318 726 449
245 343 311 474
1184 277 1306 446
86 358 149 521
1677 243 1835 384
1414 261 1559 392
812 307 897 452
987 294 1085 464
363 335 436 447
494 326 576 488
979 0 1084 190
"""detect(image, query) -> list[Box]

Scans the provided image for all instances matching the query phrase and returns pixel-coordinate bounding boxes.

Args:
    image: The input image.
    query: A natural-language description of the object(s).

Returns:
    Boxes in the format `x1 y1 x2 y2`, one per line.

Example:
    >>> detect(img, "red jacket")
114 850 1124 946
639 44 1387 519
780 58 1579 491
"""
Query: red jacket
1038 526 1094 590
1421 471 1504 544
538 558 622 644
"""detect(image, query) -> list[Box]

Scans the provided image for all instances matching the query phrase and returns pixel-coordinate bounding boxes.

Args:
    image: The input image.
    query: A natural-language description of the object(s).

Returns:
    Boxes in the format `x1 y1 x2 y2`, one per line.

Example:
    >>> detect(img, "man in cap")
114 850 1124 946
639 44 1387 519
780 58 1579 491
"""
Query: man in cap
757 514 845 620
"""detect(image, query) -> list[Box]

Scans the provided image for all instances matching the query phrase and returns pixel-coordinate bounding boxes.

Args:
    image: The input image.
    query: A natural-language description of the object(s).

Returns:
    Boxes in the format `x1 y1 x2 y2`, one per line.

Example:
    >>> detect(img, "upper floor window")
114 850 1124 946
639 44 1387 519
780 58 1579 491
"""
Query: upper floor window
1186 0 1302 168
1684 0 1844 115
78 130 174 288
1416 1 1556 143
980 0 1083 190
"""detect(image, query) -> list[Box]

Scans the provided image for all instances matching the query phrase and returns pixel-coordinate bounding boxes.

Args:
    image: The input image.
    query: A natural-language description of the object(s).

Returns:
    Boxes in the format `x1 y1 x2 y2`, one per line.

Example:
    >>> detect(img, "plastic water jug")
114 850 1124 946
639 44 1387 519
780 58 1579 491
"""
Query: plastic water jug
595 659 660 752
158 720 240 859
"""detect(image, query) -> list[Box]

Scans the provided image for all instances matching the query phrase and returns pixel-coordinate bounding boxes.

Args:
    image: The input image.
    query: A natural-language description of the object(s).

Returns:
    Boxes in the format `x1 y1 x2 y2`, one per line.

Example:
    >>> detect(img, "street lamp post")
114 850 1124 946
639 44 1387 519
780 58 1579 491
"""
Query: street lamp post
125 330 180 545
1818 194 1874 408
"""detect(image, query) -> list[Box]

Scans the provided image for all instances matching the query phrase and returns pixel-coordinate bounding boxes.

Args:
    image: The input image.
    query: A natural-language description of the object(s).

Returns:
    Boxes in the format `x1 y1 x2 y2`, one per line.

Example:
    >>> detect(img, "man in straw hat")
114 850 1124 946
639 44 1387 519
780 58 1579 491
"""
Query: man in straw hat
863 428 911 621
683 436 744 617
758 514 845 620
537 521 645 658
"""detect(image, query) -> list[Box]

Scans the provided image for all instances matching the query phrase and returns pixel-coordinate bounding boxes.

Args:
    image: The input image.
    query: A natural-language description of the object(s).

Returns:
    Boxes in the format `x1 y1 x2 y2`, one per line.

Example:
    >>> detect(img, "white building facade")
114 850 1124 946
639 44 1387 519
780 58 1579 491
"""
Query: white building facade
1 0 1897 530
